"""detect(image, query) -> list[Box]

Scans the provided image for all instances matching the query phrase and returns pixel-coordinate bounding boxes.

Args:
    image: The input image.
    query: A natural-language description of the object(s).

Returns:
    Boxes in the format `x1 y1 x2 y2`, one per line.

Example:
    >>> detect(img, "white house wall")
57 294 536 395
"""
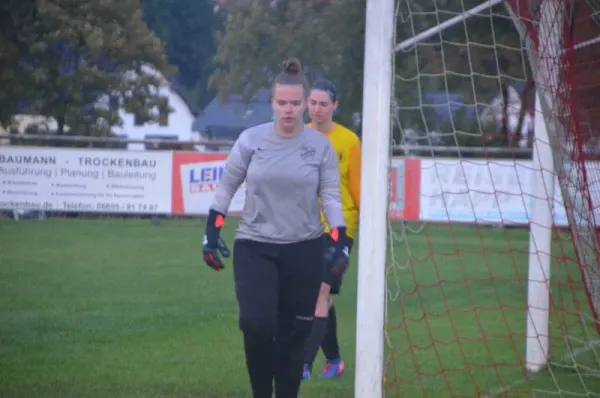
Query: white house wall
113 64 196 151
113 87 195 151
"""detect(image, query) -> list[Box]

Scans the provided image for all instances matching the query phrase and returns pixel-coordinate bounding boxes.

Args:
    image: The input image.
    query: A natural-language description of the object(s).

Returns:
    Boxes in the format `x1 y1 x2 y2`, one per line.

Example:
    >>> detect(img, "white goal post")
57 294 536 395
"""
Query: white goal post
354 0 394 396
355 0 597 396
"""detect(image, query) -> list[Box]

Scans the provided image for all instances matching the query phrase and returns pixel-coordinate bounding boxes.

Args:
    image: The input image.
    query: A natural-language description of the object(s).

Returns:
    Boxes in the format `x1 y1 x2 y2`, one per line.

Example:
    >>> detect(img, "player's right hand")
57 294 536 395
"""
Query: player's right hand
202 209 230 271
203 247 225 271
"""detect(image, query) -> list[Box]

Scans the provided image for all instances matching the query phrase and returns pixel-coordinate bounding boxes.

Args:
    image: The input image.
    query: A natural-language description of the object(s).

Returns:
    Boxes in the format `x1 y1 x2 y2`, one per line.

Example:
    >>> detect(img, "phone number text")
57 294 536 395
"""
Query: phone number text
95 202 159 212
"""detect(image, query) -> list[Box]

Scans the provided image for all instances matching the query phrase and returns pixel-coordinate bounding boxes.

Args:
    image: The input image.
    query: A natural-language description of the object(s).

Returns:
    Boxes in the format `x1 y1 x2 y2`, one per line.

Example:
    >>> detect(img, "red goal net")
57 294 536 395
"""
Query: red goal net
384 0 600 395
507 0 600 333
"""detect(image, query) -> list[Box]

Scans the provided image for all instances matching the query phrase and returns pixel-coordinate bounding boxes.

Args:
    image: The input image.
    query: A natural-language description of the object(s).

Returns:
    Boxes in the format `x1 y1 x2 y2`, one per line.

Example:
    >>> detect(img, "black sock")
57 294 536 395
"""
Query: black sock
321 305 341 361
302 316 329 367
243 331 276 398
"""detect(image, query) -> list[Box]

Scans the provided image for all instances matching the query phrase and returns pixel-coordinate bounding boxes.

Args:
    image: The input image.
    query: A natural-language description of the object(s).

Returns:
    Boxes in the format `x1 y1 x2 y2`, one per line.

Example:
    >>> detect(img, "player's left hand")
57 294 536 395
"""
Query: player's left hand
324 226 350 276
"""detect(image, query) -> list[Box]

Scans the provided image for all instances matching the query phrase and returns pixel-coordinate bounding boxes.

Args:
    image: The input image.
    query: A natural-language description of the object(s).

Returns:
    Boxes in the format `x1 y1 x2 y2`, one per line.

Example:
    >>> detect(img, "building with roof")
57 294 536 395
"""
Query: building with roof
193 88 274 150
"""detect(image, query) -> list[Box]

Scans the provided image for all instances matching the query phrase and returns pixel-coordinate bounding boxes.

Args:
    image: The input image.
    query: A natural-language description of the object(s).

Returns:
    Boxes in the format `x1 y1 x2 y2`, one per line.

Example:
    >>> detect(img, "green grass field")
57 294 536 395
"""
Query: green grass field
1 218 599 397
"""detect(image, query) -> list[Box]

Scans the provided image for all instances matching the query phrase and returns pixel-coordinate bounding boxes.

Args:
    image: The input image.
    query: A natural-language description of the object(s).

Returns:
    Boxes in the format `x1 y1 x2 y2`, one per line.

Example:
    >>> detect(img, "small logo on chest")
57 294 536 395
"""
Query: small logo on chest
255 147 266 160
300 144 316 161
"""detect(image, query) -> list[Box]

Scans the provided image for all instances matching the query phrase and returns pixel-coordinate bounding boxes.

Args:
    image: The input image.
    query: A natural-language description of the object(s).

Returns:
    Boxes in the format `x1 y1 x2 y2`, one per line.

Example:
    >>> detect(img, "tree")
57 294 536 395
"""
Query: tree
0 0 173 136
0 0 38 126
209 0 365 129
141 0 219 108
211 0 525 145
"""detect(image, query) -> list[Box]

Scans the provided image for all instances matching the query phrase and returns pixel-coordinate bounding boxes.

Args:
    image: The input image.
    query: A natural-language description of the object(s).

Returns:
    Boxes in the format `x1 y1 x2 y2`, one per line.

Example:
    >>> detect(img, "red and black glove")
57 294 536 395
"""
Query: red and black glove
324 226 350 276
203 209 230 271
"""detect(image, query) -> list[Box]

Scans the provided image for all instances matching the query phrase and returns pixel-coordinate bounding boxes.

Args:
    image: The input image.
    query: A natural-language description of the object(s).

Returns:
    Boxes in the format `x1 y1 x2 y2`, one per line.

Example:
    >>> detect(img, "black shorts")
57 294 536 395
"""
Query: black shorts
322 234 354 295
232 236 325 332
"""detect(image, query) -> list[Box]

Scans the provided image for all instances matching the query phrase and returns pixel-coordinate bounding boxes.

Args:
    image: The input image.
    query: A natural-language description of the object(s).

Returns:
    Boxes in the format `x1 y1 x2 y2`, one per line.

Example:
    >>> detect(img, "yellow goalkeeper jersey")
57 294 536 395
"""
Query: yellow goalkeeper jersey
308 122 361 238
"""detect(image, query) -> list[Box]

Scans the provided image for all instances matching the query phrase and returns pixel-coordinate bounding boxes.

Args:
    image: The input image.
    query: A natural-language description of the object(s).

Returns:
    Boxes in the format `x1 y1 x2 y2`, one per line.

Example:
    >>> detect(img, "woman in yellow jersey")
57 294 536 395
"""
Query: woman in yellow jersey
302 79 361 380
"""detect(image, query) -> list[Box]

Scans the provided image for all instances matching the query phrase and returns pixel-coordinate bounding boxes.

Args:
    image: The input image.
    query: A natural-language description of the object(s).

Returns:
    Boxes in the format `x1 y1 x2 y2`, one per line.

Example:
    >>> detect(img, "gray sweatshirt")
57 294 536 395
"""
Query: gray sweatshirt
210 122 345 244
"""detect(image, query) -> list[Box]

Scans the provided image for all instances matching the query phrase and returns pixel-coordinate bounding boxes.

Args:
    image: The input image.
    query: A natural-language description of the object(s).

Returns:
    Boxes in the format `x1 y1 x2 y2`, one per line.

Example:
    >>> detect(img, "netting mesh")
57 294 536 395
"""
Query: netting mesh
386 0 600 395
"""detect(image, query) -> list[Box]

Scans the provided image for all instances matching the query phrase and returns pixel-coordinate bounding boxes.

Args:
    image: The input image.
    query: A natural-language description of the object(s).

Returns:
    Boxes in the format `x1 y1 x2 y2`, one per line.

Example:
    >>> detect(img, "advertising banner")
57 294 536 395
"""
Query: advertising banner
0 146 173 213
389 158 421 221
418 158 537 224
171 152 246 215
412 158 599 226
2 145 597 226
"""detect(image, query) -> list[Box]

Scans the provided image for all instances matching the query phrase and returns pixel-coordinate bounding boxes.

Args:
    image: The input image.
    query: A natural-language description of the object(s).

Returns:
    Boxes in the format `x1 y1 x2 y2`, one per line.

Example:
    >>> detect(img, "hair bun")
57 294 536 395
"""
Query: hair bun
282 58 302 75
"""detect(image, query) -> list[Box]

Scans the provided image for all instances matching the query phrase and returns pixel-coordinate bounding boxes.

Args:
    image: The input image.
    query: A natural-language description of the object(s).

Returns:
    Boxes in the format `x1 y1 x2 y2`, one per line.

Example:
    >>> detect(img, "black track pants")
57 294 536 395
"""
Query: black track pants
233 236 325 398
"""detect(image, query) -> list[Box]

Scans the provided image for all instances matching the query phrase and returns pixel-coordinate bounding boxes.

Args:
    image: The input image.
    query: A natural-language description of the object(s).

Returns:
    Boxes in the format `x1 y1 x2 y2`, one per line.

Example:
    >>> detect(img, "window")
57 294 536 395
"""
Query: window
134 114 144 126
158 110 168 127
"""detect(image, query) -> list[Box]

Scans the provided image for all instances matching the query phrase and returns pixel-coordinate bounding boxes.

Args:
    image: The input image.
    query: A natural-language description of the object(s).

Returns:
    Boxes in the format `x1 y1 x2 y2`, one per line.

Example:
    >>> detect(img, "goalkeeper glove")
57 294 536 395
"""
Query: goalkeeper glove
203 209 230 271
324 226 350 276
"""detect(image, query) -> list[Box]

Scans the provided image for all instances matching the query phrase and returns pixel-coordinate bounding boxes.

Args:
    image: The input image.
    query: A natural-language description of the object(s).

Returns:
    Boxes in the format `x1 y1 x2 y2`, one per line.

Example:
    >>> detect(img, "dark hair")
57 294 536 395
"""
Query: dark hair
272 57 309 95
311 78 338 102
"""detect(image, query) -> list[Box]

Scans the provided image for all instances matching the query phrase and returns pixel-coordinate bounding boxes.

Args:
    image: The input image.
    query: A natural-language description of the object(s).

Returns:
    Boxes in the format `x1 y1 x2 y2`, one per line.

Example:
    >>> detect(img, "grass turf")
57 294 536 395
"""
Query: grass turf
1 218 599 397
